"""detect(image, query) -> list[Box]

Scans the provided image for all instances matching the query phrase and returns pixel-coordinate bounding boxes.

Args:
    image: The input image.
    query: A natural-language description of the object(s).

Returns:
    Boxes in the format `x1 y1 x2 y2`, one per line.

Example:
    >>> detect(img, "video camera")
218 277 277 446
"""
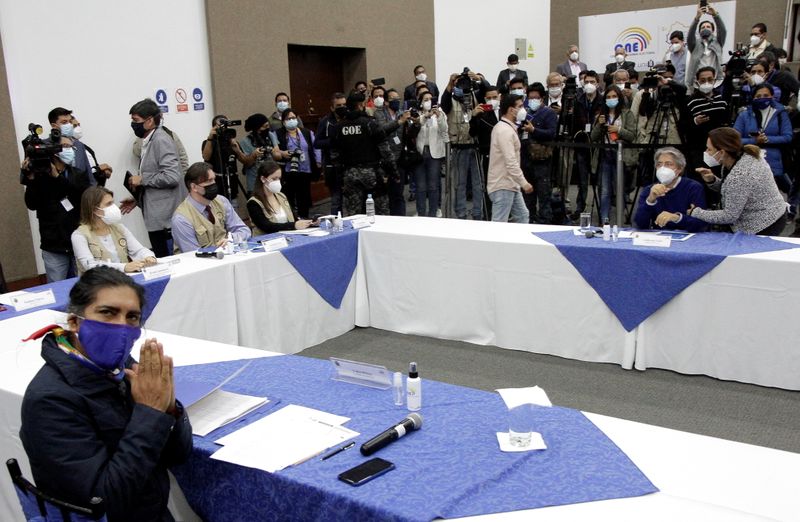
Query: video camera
725 43 753 78
214 118 241 141
455 67 480 95
22 123 62 175
641 66 676 102
563 76 578 99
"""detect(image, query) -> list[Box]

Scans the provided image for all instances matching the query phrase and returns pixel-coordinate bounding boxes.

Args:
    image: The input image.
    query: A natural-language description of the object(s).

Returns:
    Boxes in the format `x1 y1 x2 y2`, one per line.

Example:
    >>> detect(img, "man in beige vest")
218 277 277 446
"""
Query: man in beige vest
171 162 251 252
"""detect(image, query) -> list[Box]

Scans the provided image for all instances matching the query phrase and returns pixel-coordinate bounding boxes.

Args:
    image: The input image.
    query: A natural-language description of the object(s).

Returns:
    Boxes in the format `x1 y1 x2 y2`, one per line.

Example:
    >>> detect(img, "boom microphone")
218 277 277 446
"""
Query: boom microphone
360 413 423 456
194 250 225 259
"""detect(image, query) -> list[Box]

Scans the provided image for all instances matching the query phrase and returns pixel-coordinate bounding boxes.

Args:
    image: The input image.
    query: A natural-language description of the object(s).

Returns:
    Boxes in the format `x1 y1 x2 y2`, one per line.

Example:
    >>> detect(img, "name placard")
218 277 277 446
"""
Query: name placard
3 289 57 311
632 233 672 248
350 217 371 229
261 237 290 252
142 263 172 281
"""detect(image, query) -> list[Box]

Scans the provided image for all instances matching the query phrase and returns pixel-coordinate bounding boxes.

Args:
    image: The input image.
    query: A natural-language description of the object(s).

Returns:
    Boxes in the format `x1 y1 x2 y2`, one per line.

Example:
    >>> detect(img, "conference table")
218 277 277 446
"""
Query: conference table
0 310 797 521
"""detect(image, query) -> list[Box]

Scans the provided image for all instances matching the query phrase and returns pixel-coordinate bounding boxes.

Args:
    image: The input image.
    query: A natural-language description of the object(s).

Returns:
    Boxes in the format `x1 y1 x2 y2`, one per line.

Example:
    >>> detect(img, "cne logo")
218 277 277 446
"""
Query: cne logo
614 27 652 54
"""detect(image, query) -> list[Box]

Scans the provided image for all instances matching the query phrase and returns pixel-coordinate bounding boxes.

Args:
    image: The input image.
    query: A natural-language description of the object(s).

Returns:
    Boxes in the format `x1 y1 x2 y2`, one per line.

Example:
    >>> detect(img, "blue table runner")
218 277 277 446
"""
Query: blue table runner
172 355 657 521
534 230 797 331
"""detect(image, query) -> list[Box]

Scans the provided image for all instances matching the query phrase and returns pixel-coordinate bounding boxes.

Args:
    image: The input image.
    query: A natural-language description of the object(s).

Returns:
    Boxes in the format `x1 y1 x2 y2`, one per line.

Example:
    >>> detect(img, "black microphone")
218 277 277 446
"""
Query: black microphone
194 250 225 259
360 413 423 456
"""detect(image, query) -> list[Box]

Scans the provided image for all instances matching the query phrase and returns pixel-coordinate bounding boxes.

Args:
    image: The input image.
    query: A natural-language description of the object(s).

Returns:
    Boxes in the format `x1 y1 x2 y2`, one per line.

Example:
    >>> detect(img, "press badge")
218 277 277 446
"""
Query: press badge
585 123 591 132
393 136 401 145
60 198 74 212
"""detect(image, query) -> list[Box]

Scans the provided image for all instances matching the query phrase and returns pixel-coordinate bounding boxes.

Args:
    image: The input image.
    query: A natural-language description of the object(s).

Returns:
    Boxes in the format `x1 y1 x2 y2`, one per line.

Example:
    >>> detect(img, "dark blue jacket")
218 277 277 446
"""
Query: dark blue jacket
634 177 709 232
20 335 192 522
734 102 793 177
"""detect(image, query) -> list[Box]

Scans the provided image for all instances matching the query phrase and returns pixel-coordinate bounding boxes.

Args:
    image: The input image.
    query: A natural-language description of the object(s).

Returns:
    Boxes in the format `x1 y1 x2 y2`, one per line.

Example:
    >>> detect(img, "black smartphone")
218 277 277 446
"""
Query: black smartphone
700 0 708 7
338 458 395 486
371 77 386 86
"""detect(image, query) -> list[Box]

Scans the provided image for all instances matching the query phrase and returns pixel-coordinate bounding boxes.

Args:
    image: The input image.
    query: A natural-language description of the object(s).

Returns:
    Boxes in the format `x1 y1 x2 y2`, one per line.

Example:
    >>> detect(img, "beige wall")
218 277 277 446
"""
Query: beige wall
550 0 788 74
206 0 436 123
0 35 37 281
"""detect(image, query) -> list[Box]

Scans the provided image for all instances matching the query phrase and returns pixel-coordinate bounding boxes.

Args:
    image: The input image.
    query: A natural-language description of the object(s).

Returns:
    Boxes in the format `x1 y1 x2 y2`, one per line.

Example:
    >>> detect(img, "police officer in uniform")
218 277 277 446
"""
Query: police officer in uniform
332 92 409 216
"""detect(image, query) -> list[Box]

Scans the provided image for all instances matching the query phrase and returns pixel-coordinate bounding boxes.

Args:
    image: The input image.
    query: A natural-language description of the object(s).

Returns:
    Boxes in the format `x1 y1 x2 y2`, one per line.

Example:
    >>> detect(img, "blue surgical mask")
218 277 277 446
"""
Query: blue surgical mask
752 97 772 111
284 118 299 130
528 99 542 111
277 101 289 113
510 88 525 97
76 318 141 380
605 98 619 109
58 148 76 165
453 87 464 98
59 123 74 137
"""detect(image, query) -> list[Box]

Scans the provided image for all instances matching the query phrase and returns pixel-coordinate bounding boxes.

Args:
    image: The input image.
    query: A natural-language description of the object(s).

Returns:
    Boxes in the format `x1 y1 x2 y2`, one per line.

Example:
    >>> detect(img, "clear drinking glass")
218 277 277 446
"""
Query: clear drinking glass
508 404 532 448
579 212 591 231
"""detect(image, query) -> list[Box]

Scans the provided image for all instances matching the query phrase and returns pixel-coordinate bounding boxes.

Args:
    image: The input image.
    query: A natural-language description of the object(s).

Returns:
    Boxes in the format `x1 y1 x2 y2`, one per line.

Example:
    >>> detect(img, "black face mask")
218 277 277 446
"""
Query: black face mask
334 106 348 118
201 183 219 201
700 29 712 39
131 121 147 139
388 100 401 112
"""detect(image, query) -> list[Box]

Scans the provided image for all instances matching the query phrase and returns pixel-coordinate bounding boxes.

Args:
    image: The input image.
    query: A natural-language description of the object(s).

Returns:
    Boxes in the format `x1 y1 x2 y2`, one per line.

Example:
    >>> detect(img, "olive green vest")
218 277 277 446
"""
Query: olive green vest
174 197 227 251
76 224 130 275
248 193 294 236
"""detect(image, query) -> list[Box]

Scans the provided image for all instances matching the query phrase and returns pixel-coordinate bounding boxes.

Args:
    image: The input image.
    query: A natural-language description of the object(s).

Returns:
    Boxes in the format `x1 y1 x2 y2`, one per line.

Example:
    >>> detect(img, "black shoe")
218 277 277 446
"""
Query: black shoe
409 193 416 202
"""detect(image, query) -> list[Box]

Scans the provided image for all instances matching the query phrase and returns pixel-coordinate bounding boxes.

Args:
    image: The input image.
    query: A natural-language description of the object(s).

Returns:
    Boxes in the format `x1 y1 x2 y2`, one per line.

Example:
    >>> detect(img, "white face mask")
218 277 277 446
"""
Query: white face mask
72 125 83 140
515 107 527 123
616 83 626 91
615 54 625 64
751 74 765 86
779 58 787 66
656 166 677 185
548 86 563 98
670 43 682 53
569 52 579 62
510 88 525 96
416 73 427 82
583 83 597 95
488 99 500 110
508 64 518 72
750 35 762 47
98 204 122 225
373 96 384 108
421 100 432 111
266 179 282 193
704 150 721 168
697 82 714 94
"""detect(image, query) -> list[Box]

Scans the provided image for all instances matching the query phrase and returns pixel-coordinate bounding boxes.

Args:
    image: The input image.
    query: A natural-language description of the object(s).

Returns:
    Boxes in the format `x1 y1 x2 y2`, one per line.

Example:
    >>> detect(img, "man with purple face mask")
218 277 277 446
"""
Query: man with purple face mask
20 267 192 522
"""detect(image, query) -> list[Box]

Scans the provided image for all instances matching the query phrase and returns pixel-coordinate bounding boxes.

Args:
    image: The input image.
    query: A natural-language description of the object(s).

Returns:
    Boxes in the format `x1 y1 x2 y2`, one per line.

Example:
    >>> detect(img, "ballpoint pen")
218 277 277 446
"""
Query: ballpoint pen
321 442 355 461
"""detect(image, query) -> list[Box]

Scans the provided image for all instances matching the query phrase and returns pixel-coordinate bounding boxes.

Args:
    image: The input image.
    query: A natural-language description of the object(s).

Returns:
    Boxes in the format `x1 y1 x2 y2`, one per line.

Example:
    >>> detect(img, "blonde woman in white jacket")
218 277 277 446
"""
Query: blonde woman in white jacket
413 91 449 217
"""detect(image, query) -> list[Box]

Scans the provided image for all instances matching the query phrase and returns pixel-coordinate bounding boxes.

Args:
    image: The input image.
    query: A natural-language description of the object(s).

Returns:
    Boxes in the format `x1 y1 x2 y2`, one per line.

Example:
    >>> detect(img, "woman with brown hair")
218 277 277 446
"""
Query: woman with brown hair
246 160 313 235
71 186 156 274
689 127 787 235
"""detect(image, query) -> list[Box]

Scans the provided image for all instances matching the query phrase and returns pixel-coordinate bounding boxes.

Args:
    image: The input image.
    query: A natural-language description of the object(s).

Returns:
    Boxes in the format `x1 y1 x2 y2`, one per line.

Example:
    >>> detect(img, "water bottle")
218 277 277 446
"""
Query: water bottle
366 193 375 223
602 219 611 241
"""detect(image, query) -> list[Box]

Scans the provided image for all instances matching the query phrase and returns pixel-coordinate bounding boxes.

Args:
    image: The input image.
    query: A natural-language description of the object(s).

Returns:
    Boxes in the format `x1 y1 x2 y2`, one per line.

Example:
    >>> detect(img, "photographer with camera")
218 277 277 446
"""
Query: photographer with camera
521 83 558 224
20 126 91 281
332 92 394 216
201 114 247 202
271 108 321 219
631 64 687 146
686 4 726 94
315 93 348 215
48 107 112 187
372 87 413 216
238 113 275 195
442 69 487 220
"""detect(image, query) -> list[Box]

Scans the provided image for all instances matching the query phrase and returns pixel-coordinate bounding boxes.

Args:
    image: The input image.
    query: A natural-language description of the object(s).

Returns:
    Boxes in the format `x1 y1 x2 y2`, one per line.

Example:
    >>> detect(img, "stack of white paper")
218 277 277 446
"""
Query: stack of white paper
187 390 268 437
210 404 359 473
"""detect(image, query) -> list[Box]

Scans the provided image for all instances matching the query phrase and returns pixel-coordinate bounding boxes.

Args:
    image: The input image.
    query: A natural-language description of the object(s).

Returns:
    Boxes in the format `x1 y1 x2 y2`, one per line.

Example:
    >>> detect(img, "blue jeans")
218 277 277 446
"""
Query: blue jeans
451 148 483 219
599 154 616 222
41 250 76 283
489 189 529 223
414 148 441 217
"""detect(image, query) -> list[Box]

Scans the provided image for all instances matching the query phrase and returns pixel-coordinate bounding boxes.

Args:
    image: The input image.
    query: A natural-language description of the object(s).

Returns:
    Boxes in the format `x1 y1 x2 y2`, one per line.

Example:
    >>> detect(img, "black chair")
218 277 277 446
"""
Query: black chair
6 458 106 521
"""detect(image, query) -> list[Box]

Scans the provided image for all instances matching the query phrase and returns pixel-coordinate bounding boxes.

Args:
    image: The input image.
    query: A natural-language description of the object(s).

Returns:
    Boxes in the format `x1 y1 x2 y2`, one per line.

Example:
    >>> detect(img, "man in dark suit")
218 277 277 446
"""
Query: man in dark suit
403 64 439 103
555 45 588 79
603 45 636 86
469 85 501 217
495 54 528 94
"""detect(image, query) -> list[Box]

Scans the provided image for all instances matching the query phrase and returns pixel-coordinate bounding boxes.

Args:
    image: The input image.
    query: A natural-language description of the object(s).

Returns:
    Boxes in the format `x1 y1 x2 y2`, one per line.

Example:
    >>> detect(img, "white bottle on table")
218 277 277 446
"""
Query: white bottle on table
366 193 375 223
602 219 611 241
406 362 421 411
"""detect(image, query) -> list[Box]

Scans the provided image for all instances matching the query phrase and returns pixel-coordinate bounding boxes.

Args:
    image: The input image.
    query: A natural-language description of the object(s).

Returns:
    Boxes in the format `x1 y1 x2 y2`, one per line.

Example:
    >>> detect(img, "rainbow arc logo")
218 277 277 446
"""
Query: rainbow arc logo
615 27 652 54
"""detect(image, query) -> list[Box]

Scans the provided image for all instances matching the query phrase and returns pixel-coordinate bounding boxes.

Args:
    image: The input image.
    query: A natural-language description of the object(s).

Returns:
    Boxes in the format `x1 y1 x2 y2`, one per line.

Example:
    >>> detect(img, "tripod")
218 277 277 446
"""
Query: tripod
213 136 248 202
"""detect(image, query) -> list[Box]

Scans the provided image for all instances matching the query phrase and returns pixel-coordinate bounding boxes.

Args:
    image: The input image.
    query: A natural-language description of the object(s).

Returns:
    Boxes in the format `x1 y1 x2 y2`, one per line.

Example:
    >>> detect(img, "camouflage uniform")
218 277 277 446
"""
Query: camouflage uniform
343 167 390 216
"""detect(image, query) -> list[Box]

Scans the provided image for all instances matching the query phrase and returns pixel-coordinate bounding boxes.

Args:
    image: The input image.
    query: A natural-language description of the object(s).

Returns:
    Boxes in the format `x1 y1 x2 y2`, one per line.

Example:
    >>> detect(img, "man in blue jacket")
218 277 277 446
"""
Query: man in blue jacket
521 83 558 224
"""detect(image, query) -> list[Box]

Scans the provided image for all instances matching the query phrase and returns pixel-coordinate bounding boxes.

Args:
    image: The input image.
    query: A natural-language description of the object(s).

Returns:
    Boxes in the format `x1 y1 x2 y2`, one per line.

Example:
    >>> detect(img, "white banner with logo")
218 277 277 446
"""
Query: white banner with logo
579 1 737 78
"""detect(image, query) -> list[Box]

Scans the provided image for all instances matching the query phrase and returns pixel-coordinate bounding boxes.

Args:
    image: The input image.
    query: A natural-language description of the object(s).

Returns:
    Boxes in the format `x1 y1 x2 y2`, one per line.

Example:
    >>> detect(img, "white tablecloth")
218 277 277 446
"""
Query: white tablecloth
356 216 800 390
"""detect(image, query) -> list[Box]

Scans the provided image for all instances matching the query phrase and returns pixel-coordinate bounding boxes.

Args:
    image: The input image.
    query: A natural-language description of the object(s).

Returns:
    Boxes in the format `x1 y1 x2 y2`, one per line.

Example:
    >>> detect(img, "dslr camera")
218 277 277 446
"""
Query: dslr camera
455 67 480 95
286 149 303 173
22 124 62 175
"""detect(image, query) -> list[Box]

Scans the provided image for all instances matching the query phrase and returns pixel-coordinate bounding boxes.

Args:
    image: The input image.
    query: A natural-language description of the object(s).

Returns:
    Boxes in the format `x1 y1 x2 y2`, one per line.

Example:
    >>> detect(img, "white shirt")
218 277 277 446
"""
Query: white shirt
273 206 289 223
71 224 154 273
569 62 582 77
